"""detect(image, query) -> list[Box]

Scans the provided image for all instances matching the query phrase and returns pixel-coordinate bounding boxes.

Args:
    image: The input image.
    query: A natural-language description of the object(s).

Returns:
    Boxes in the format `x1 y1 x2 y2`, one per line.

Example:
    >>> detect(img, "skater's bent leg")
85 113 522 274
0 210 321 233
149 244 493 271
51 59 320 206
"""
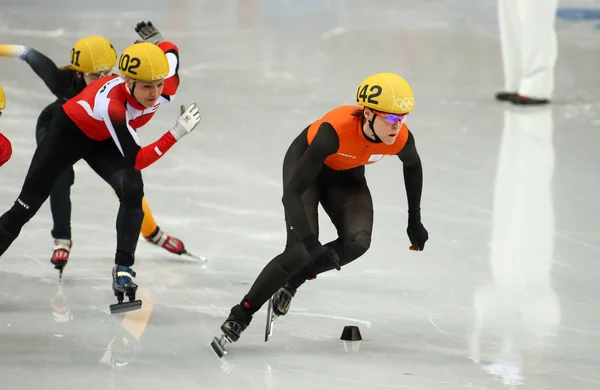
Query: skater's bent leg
288 174 374 289
112 169 145 267
0 111 86 254
140 197 158 238
85 142 145 267
242 243 311 314
225 135 321 333
323 201 373 266
49 167 75 239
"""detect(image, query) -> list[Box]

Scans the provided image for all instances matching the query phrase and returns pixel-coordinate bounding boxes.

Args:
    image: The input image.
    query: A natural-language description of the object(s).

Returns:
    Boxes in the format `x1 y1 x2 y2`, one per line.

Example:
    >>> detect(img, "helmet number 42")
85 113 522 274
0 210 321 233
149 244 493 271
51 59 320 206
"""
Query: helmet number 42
356 84 382 104
119 54 141 76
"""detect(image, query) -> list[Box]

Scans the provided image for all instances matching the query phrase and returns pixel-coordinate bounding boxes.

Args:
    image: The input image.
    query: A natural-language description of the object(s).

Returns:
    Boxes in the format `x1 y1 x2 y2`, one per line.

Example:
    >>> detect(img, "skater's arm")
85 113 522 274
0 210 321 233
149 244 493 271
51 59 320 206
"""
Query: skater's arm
157 41 180 101
134 132 177 170
134 21 180 101
396 130 423 216
282 123 339 246
102 101 177 169
0 45 71 99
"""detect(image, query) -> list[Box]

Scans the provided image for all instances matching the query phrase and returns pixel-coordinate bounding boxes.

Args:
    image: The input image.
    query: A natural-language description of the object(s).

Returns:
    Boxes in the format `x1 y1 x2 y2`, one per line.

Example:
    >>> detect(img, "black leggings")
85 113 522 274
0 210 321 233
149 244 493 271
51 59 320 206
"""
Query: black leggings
243 130 374 313
35 118 74 240
0 106 144 266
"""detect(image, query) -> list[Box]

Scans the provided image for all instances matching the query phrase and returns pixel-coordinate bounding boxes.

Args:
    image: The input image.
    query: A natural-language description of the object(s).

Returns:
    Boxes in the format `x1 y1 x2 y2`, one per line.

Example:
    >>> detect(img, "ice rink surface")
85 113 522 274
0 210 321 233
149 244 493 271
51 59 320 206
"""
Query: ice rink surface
1 0 600 388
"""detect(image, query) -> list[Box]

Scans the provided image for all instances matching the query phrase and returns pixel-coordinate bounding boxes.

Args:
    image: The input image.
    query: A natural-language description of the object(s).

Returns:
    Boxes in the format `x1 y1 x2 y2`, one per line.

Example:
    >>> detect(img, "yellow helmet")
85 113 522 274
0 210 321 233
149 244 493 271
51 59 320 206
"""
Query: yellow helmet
118 42 169 82
0 85 5 111
356 73 414 114
70 36 117 74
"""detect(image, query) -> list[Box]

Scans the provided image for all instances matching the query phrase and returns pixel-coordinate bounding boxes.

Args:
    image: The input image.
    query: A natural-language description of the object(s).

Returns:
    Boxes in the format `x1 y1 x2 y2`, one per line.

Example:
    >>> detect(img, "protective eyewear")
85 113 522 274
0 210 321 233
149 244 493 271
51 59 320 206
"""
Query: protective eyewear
372 109 409 125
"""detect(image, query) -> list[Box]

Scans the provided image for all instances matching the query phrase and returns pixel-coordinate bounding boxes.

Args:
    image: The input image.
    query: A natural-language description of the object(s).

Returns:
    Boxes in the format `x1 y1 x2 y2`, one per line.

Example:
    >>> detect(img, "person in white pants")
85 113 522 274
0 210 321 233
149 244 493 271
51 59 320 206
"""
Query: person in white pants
496 0 559 105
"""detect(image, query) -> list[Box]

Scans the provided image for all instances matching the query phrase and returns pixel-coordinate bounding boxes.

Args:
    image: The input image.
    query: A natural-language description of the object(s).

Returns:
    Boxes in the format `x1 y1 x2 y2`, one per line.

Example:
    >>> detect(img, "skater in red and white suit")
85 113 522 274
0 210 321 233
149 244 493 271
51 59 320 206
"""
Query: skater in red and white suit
0 22 201 306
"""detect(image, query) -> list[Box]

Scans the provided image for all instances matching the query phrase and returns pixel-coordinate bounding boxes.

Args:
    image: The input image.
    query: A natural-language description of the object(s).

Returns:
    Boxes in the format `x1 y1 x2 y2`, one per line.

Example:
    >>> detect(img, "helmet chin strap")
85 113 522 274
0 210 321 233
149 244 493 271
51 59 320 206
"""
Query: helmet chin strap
367 114 383 143
126 80 144 106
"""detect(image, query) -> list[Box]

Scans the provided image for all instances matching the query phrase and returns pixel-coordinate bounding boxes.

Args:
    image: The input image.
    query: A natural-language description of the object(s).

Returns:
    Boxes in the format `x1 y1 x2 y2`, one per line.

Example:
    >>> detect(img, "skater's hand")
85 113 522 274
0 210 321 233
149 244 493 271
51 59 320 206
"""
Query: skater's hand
170 103 202 141
308 245 341 271
407 209 428 251
0 44 28 59
134 21 164 45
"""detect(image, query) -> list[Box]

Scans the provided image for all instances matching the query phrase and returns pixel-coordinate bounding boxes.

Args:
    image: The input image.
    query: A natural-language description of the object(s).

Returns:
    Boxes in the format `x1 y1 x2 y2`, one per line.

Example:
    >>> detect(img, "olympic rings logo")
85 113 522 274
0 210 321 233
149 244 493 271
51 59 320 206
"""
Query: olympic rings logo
94 64 114 72
152 72 168 80
395 97 414 111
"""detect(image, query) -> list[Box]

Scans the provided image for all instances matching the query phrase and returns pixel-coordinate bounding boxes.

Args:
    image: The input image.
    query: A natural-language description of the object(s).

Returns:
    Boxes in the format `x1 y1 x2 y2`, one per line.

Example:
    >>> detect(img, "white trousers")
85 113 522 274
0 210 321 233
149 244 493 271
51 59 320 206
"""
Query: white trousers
498 0 559 99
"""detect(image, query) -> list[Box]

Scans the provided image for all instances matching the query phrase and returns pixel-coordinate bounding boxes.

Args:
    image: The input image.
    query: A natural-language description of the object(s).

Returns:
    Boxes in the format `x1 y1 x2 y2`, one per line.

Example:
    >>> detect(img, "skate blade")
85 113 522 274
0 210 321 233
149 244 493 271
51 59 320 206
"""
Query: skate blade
110 300 142 314
180 250 207 262
211 336 228 358
265 297 275 342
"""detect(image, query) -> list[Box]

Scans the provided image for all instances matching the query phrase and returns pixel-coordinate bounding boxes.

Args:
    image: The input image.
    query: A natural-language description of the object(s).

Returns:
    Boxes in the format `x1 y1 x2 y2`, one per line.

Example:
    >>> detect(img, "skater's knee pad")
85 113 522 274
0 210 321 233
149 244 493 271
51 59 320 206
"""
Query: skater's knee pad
113 169 144 204
342 230 371 264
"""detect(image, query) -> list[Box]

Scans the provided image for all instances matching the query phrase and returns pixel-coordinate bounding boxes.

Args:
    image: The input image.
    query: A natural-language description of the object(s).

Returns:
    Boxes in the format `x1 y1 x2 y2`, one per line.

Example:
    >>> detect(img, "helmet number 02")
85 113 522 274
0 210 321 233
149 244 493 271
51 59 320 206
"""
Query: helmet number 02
356 84 382 104
70 48 81 67
119 54 141 75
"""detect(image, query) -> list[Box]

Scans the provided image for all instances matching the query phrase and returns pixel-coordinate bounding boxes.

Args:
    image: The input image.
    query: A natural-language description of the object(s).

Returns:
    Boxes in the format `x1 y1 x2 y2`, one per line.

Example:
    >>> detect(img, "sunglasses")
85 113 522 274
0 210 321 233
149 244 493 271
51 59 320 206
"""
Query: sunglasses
372 109 409 125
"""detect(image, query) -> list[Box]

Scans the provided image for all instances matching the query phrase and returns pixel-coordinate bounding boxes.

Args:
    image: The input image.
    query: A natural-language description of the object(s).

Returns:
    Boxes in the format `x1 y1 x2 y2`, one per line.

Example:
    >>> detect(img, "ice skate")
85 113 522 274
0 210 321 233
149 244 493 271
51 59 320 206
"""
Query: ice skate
265 283 297 341
109 265 142 314
145 226 207 262
272 283 296 317
50 239 72 279
211 304 253 358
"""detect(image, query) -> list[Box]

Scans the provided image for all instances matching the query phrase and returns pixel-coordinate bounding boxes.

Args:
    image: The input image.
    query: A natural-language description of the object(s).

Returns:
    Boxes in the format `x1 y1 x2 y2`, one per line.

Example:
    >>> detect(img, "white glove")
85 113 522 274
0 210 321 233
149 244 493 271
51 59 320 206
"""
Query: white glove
170 103 201 141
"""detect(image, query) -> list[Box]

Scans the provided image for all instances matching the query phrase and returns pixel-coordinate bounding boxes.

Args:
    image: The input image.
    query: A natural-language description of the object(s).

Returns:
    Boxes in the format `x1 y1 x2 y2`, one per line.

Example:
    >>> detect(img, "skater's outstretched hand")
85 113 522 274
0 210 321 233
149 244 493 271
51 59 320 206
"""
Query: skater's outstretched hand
310 245 341 270
134 21 164 45
170 103 202 141
407 209 428 251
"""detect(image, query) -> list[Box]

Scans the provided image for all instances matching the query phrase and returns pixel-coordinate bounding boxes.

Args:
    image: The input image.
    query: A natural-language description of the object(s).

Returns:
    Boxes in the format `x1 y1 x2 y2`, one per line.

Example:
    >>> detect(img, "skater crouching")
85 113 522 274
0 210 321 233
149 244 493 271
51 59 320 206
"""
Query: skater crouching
213 72 429 356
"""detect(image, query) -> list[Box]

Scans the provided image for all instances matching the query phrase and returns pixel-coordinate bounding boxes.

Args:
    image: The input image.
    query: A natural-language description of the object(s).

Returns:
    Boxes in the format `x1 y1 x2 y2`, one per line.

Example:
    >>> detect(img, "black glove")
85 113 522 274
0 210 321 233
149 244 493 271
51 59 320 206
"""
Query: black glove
407 209 428 251
134 21 164 45
309 245 341 270
302 236 341 271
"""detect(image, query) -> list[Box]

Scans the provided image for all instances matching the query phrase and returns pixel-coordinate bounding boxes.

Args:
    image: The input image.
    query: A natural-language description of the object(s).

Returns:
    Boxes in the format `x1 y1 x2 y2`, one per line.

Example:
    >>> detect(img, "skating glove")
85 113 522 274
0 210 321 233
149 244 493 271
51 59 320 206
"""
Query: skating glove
407 208 428 251
302 236 341 271
134 21 164 45
170 104 202 141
